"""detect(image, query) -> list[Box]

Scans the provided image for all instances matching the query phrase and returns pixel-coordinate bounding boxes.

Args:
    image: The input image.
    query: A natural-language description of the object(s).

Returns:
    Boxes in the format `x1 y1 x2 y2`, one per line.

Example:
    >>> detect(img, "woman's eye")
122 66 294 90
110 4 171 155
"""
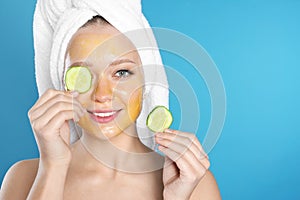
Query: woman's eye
114 70 133 78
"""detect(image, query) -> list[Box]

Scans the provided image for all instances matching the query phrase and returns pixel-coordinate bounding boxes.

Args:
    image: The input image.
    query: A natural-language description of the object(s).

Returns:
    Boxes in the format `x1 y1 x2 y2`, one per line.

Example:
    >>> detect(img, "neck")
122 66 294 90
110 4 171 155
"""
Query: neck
75 125 164 174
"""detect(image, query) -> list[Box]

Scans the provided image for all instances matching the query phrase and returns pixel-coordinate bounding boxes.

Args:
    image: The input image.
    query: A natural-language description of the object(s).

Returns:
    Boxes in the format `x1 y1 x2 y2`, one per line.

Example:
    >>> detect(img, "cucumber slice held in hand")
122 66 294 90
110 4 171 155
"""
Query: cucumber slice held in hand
65 66 92 93
146 106 173 133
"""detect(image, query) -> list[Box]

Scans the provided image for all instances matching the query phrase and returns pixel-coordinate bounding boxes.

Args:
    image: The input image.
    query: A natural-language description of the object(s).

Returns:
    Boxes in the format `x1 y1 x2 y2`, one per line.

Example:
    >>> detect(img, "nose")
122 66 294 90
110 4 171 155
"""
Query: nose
93 76 113 103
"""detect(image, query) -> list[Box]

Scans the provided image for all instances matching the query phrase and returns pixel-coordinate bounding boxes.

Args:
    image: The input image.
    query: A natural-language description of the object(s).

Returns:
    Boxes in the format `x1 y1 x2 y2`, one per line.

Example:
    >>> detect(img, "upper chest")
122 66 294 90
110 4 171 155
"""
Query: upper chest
63 170 163 200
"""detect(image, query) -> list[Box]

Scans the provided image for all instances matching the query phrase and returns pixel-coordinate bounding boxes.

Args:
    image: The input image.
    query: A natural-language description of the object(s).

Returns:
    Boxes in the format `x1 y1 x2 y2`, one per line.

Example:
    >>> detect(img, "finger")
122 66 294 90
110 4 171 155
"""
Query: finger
159 145 209 182
30 89 76 112
59 121 70 146
156 131 208 161
157 139 207 172
163 157 179 185
30 94 84 121
158 145 192 174
156 133 210 169
32 103 83 132
41 110 80 138
200 157 210 170
164 129 203 151
164 155 174 167
164 129 208 158
156 135 187 156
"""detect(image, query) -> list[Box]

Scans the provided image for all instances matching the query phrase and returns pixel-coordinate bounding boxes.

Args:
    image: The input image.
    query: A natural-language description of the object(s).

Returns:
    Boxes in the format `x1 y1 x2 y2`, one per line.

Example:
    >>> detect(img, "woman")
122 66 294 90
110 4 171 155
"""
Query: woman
0 1 221 199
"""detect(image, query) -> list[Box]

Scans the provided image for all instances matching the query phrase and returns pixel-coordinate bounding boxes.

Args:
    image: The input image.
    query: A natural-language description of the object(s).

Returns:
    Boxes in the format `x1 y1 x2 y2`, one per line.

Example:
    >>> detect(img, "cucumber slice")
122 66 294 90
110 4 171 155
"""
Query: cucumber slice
65 66 92 93
146 106 173 132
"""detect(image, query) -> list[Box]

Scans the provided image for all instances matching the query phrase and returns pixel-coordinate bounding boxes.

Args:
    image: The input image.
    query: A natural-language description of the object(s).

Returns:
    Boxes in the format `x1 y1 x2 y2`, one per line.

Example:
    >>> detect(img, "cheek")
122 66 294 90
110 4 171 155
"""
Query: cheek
127 88 143 121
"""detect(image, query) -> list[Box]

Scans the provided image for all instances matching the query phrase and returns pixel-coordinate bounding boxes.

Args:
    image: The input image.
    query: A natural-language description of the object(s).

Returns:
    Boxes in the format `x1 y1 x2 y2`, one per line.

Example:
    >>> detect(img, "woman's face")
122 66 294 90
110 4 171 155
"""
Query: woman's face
64 23 144 139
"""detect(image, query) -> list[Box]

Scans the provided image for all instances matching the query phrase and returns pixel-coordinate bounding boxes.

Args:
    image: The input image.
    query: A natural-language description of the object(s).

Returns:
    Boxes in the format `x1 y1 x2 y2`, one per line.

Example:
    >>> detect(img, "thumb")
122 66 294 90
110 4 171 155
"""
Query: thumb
163 156 178 183
59 120 70 146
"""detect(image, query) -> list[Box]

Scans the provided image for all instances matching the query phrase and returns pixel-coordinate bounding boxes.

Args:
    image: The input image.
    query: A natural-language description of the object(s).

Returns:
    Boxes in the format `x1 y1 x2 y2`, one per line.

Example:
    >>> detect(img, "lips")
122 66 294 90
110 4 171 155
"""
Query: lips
88 109 121 123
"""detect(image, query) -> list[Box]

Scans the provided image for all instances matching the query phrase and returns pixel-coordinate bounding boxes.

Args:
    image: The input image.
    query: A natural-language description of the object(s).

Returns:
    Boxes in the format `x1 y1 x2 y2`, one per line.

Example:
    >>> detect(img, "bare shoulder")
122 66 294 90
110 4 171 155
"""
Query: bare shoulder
190 170 222 200
0 159 39 200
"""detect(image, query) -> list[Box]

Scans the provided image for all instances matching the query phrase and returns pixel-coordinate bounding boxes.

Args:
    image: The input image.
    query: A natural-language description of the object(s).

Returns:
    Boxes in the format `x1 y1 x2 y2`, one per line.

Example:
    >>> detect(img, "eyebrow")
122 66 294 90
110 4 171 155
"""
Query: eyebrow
109 59 136 66
68 59 136 69
68 61 93 68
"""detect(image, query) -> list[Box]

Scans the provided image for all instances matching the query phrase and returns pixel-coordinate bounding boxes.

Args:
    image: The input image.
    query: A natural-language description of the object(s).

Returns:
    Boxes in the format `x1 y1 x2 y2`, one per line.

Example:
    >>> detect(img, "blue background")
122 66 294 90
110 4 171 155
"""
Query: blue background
1 0 300 199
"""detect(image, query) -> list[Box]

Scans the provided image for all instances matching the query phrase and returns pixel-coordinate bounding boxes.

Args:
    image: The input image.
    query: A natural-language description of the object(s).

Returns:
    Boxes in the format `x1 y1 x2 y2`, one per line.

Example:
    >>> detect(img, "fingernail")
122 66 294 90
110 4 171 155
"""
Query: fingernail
71 91 79 97
164 129 172 133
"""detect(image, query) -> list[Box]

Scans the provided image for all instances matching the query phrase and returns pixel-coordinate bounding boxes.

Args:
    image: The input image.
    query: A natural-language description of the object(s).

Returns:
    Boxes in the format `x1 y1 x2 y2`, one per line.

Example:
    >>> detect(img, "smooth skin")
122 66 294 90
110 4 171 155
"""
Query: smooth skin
0 22 221 200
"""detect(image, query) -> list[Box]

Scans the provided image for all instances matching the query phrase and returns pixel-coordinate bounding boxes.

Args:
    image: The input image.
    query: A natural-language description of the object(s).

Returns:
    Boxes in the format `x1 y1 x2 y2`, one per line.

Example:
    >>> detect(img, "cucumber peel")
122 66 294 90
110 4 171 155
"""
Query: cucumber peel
146 106 173 132
65 66 92 93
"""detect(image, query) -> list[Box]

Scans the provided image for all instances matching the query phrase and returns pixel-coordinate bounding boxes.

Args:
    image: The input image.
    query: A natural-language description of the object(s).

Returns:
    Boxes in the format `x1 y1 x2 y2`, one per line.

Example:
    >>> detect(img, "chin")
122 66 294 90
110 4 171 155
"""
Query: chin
78 112 138 140
98 125 124 139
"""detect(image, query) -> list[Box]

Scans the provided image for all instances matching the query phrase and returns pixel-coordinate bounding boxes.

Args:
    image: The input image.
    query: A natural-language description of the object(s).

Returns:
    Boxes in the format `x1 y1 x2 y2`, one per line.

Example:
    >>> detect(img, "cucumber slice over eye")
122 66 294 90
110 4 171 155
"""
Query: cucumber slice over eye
146 106 173 133
65 66 92 93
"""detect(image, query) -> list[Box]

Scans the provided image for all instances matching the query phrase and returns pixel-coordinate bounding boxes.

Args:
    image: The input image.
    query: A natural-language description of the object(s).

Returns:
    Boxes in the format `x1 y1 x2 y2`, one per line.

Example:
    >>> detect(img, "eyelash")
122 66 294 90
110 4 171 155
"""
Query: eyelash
114 69 134 78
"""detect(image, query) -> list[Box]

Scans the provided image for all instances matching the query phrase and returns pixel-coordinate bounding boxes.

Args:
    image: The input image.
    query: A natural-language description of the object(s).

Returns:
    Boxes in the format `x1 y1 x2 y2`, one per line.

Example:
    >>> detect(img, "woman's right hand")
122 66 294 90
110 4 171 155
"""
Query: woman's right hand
28 89 85 168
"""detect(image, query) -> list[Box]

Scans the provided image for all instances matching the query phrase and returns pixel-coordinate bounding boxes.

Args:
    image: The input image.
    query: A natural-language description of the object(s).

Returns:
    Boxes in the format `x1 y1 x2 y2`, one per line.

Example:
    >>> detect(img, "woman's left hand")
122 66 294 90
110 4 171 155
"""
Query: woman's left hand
155 129 210 200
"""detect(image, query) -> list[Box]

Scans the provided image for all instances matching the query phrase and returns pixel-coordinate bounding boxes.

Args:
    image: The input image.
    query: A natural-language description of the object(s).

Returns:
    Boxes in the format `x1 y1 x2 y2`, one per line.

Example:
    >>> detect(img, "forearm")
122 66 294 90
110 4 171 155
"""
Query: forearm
27 162 69 200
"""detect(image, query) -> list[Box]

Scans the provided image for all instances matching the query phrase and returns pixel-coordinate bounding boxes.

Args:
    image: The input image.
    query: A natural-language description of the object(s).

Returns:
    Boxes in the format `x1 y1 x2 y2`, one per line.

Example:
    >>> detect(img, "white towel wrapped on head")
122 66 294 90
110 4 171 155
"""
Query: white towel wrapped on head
33 0 169 149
